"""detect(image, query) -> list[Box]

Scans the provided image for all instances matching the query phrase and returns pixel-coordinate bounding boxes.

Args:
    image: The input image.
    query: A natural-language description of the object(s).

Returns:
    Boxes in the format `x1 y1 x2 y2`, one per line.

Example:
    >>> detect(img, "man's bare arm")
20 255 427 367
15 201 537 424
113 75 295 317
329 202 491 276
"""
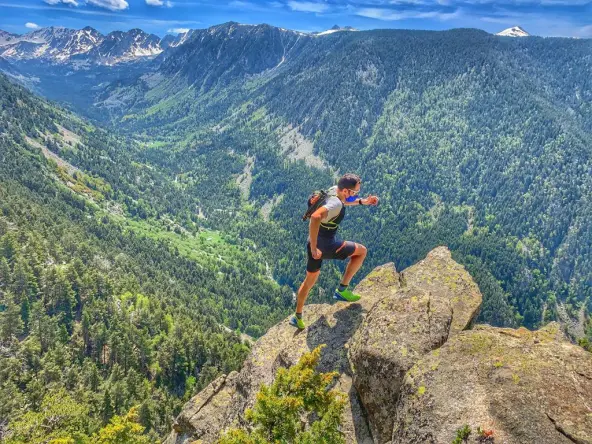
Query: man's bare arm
309 207 327 250
344 195 380 206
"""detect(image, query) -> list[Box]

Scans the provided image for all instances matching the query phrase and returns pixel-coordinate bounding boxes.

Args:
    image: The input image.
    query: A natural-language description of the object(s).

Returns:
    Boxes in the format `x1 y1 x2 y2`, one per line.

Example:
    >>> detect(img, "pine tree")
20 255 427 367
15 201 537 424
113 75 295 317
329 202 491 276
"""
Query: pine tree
93 406 150 444
102 389 114 422
0 257 10 287
0 293 24 343
218 345 345 444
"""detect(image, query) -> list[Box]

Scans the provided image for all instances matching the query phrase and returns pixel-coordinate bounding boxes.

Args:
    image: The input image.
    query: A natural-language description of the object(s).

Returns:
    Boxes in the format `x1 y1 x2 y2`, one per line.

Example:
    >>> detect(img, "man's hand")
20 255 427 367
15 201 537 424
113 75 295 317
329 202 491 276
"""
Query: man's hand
311 247 322 260
363 195 379 206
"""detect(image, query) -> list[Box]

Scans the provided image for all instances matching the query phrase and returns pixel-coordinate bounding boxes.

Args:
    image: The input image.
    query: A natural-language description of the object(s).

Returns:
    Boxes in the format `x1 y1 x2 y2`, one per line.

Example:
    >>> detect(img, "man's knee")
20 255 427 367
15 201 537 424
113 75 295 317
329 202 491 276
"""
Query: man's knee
354 244 367 258
305 270 321 281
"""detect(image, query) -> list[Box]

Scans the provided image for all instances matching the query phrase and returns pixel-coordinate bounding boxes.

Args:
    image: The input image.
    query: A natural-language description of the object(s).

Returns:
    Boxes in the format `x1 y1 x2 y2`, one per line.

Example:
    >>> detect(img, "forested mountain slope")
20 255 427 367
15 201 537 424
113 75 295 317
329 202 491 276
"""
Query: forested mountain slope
0 73 293 442
95 27 592 333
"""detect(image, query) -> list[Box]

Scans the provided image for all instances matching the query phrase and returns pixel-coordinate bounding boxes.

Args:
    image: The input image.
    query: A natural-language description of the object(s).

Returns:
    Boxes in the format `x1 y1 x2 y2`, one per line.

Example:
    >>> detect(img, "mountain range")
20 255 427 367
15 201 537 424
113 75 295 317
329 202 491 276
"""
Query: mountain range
0 23 532 69
0 26 177 65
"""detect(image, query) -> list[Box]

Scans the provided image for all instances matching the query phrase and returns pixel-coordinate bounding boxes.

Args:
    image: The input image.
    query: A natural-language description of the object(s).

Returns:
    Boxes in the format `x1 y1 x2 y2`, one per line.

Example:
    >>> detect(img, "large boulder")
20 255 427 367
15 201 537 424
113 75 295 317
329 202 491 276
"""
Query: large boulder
349 247 482 442
393 322 592 444
164 247 592 444
164 373 240 444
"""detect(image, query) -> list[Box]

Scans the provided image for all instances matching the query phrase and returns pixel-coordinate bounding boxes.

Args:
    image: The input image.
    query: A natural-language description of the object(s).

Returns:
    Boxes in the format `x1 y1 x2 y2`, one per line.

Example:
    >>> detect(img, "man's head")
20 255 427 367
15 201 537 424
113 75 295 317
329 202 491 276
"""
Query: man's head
337 173 361 201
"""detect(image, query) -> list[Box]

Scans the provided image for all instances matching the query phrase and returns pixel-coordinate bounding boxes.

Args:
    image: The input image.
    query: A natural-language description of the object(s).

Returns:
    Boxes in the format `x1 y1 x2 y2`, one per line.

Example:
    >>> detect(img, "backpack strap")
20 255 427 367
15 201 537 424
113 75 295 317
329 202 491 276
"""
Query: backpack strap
302 190 328 221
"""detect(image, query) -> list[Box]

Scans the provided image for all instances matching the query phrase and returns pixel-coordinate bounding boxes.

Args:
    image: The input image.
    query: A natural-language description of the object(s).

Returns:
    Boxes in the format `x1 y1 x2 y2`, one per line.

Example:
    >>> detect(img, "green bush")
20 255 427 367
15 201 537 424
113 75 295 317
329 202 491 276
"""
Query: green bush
218 345 345 444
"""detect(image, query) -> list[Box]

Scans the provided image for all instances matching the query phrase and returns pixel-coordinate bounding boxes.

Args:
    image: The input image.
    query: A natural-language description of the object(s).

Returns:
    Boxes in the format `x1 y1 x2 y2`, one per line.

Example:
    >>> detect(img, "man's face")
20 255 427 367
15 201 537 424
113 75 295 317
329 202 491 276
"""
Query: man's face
347 182 361 197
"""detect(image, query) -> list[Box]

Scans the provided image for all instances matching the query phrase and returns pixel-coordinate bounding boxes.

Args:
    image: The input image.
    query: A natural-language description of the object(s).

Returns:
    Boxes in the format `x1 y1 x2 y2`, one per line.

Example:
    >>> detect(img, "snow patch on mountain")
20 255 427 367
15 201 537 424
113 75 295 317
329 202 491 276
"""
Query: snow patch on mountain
0 31 21 47
496 26 530 37
315 25 358 36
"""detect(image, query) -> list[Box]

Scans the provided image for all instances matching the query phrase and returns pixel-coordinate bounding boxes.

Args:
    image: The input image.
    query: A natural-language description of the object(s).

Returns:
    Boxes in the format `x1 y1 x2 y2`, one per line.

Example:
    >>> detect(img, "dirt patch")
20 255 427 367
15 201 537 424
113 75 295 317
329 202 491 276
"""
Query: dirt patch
56 124 82 147
26 136 81 176
260 194 284 221
278 125 326 169
235 156 254 199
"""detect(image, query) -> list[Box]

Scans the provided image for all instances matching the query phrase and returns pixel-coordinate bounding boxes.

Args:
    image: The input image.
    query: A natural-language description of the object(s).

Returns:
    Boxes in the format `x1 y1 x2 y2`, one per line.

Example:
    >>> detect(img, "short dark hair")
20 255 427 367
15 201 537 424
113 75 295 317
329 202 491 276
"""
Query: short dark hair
337 173 361 190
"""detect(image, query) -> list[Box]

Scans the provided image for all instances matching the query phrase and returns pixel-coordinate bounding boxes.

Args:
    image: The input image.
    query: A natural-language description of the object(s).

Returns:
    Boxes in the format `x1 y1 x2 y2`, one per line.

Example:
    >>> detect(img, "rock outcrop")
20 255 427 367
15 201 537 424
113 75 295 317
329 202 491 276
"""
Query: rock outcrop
165 247 592 444
349 248 482 442
394 322 592 444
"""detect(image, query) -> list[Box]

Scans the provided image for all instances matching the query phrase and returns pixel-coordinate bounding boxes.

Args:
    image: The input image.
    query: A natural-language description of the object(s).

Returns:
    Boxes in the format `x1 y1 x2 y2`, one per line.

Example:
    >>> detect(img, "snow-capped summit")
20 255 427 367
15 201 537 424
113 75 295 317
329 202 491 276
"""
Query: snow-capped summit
160 30 194 50
315 25 358 36
0 30 21 47
88 28 162 64
0 26 164 65
496 26 530 37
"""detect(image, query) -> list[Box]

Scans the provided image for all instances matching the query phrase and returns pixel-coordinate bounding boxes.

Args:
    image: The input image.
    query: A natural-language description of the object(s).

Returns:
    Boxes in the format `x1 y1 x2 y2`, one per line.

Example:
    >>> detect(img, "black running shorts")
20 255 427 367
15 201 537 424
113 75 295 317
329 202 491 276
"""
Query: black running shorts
306 237 356 272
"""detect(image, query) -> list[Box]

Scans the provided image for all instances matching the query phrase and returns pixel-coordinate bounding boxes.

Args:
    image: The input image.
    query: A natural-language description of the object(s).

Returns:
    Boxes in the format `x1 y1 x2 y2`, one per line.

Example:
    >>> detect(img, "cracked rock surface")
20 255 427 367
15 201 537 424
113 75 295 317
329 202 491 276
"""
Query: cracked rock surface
393 323 592 444
164 247 592 444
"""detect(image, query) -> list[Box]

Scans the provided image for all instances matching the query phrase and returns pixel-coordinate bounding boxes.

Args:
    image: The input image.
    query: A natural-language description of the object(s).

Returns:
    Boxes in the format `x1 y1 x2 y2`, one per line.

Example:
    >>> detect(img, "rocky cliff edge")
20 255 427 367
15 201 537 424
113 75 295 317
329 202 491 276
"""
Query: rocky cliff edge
165 247 592 444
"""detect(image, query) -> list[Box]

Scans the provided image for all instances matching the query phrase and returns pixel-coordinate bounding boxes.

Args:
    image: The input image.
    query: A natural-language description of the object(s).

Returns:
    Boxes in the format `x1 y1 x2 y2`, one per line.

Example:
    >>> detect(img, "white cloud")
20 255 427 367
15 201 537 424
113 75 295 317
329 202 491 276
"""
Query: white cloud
168 27 190 33
388 0 430 4
356 7 459 20
25 22 40 29
228 0 280 11
287 1 329 12
44 0 79 5
146 0 173 6
575 24 592 38
86 0 129 11
0 2 129 16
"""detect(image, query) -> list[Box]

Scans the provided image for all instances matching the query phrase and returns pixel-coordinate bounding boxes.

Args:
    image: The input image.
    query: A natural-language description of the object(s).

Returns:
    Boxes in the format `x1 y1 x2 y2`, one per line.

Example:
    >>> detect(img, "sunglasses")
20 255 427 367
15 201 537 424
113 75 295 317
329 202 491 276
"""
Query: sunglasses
347 188 360 196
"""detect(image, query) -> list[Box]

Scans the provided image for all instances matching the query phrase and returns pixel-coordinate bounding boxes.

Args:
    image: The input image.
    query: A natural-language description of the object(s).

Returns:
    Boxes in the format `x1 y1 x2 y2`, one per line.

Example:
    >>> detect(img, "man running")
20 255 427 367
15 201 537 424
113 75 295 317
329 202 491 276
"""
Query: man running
290 173 379 329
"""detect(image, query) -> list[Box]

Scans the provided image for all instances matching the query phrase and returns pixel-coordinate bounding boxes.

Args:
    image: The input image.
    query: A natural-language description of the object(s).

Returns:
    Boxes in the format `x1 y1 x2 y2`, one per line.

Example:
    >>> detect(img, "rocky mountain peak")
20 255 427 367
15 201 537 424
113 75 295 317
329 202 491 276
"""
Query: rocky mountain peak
165 246 592 444
315 25 358 36
0 26 163 65
331 24 356 31
0 30 20 46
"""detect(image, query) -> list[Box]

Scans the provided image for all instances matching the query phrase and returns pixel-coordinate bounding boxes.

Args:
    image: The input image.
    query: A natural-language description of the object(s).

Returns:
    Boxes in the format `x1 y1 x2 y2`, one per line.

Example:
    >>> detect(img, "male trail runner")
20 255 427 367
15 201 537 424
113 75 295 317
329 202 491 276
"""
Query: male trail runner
290 173 379 329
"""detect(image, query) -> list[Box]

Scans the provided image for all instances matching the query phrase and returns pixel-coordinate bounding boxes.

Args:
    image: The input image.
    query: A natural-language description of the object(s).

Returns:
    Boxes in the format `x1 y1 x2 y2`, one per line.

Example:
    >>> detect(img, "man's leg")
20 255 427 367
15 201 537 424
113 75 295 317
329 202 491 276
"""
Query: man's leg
290 270 320 329
296 270 320 314
341 243 367 286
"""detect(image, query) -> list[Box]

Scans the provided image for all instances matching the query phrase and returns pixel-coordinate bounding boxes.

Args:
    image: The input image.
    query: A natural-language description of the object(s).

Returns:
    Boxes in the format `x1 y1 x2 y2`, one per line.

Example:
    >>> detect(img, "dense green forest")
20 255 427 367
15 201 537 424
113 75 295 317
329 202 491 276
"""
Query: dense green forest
0 73 295 442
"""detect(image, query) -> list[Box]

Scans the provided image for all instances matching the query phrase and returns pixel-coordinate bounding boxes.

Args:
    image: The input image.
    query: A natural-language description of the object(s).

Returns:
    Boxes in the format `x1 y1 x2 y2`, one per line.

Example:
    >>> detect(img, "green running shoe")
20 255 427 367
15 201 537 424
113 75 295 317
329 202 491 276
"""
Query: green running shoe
334 288 361 302
289 315 306 330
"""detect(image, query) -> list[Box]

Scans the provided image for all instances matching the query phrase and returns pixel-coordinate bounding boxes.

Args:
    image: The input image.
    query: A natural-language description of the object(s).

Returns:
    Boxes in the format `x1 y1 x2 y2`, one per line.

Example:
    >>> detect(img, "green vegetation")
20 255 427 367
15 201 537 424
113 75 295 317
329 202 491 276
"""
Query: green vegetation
452 425 472 444
0 73 292 442
218 346 345 444
2 24 592 443
5 398 150 444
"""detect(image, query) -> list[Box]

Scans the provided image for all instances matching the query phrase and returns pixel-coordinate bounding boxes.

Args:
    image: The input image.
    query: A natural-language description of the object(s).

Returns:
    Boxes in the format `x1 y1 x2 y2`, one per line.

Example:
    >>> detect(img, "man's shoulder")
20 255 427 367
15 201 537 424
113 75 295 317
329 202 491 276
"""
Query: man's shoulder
324 196 342 208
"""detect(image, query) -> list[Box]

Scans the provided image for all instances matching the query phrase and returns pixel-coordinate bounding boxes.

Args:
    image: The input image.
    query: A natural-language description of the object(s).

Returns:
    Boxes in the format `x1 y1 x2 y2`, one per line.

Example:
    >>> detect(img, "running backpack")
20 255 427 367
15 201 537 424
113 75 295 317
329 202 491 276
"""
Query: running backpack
302 189 328 221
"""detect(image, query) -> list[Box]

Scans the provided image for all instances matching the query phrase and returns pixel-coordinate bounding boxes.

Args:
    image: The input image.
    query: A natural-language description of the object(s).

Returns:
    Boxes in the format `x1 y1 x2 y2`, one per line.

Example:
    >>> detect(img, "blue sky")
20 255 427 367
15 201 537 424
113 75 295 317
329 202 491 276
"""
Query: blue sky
0 0 590 38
